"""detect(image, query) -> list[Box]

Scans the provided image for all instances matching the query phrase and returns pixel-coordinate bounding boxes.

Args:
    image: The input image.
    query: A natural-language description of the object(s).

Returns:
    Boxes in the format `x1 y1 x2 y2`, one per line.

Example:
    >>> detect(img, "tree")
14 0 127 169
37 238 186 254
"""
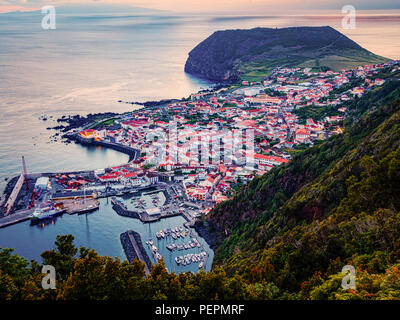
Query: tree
40 234 78 281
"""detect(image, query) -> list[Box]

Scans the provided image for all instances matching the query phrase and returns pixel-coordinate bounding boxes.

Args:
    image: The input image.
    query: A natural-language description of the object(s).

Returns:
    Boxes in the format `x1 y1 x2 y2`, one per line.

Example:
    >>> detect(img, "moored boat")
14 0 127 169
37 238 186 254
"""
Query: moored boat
29 206 65 220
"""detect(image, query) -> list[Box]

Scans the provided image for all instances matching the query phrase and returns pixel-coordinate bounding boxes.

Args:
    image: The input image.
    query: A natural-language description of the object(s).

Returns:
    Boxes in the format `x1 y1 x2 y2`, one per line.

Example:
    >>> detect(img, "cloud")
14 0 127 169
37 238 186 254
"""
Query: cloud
1 0 400 13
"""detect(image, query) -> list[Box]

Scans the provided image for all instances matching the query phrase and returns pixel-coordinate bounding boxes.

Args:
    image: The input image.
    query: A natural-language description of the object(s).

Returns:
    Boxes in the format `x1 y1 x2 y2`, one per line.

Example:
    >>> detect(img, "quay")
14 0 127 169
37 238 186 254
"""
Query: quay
62 199 100 215
0 209 33 229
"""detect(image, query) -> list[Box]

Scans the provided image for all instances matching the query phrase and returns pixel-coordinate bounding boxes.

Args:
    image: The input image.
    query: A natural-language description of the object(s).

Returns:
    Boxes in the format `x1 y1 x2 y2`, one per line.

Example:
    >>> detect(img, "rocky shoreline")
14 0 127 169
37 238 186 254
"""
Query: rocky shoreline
192 220 219 252
45 82 226 140
47 112 120 133
116 84 226 107
117 98 181 107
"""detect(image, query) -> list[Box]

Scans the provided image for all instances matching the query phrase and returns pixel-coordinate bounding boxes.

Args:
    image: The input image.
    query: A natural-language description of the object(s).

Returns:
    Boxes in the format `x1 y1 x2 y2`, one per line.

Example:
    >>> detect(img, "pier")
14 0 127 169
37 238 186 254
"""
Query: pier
120 230 152 274
111 197 181 223
62 199 100 215
70 134 140 162
4 174 24 215
0 209 33 229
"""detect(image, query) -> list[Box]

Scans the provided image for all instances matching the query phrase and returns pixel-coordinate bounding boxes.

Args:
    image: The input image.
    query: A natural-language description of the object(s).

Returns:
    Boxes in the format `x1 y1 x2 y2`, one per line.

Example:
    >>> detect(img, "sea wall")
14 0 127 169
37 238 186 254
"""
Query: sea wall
69 134 139 162
120 230 152 273
112 201 141 219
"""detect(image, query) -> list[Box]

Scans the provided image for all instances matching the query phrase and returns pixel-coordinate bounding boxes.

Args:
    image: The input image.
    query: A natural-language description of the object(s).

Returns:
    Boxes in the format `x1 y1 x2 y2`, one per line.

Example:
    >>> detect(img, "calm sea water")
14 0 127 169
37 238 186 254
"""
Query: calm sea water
0 10 399 266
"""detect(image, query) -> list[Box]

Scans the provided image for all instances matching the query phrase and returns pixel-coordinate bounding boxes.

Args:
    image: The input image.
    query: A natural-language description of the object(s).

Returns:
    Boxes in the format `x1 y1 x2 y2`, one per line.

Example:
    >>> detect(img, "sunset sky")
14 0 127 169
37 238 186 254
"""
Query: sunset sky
1 0 400 13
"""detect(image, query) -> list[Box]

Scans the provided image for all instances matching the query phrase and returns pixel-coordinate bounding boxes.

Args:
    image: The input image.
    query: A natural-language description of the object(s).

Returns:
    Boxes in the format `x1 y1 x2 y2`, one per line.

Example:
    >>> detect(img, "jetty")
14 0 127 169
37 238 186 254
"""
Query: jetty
111 197 180 223
69 133 140 162
62 199 100 215
120 230 152 274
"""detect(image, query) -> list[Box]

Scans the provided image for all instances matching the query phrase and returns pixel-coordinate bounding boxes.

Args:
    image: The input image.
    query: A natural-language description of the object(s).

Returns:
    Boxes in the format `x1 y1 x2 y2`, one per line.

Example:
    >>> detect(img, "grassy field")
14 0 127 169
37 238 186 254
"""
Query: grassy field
237 50 389 82
89 117 117 129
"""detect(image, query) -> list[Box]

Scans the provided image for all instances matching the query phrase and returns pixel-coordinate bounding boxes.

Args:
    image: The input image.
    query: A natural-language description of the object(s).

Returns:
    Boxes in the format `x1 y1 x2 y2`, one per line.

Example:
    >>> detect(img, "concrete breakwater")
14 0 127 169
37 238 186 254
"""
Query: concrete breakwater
111 197 181 223
68 134 139 162
111 198 142 219
120 230 152 274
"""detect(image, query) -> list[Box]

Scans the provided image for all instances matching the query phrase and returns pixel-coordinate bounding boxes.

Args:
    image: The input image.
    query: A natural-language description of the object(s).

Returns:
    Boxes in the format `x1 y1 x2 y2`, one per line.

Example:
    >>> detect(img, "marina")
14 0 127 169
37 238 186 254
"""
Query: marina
0 197 214 274
148 225 209 270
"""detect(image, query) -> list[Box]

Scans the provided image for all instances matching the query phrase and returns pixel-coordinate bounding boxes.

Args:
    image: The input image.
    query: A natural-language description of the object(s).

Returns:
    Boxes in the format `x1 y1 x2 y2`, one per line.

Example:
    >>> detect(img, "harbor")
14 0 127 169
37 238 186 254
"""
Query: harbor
145 224 209 271
110 195 181 223
0 154 214 274
0 197 214 274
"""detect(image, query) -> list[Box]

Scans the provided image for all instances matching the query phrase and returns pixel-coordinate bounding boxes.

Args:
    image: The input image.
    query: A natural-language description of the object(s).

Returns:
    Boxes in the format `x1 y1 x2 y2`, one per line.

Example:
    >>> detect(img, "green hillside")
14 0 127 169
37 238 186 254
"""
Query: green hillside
200 79 400 297
185 26 389 82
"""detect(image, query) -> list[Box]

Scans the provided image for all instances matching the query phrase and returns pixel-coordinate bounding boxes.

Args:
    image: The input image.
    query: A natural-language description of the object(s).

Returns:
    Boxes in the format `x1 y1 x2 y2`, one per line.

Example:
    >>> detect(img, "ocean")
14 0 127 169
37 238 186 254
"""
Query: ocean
0 10 399 267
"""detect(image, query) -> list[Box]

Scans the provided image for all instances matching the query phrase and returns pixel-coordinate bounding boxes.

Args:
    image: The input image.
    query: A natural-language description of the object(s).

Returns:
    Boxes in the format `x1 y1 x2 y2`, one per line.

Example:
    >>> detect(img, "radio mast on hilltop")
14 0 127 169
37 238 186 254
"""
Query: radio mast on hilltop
22 156 29 190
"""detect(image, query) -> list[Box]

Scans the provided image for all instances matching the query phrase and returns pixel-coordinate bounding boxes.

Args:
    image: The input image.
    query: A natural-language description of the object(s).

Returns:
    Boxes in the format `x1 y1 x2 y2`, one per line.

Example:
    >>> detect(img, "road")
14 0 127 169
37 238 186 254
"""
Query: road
278 107 291 141
159 104 171 121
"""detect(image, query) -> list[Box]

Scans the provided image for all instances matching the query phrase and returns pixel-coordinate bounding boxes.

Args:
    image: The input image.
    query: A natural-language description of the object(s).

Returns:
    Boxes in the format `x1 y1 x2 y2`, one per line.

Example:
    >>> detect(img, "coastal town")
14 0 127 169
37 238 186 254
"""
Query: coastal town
1 59 399 272
63 59 399 211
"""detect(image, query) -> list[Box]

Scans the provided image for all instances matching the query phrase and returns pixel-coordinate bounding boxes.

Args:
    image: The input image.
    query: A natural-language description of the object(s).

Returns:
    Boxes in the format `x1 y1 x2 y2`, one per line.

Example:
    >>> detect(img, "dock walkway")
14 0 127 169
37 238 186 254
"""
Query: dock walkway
183 217 209 269
62 199 100 214
0 209 33 229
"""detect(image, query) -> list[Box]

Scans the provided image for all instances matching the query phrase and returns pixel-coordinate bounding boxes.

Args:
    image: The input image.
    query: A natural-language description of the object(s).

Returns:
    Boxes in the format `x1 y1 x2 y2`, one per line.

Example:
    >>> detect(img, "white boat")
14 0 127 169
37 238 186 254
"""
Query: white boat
155 253 162 260
29 206 65 220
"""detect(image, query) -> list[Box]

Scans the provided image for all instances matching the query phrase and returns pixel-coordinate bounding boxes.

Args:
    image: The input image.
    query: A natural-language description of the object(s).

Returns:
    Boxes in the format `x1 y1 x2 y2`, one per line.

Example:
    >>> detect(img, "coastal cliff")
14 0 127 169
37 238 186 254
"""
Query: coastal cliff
185 26 388 82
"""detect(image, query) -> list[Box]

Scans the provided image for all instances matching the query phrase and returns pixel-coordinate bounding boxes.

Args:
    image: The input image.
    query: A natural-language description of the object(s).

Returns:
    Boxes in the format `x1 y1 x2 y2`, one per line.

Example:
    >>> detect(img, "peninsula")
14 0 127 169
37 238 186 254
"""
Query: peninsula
185 26 388 82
